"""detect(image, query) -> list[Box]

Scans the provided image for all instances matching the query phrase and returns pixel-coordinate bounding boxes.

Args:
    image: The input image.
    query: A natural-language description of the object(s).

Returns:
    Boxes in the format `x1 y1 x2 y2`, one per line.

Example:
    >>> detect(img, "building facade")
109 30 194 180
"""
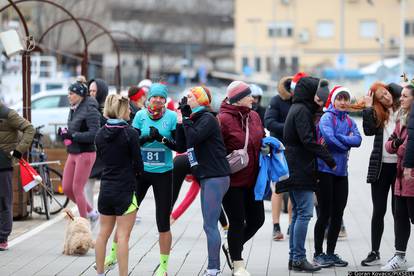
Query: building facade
235 0 414 81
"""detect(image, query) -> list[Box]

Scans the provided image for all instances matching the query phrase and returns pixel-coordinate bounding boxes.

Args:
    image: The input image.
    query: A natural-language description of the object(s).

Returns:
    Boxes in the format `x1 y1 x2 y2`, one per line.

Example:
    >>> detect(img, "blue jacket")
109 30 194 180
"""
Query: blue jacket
255 137 289 200
317 105 362 176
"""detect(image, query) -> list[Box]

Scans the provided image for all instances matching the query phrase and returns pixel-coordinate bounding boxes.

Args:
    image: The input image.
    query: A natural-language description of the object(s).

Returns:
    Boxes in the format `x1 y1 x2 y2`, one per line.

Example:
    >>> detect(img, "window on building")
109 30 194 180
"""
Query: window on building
266 57 272 72
359 20 377 38
242 57 249 71
291 56 299 73
255 57 261 72
279 57 287 72
268 22 294 38
405 20 414 37
317 21 334 38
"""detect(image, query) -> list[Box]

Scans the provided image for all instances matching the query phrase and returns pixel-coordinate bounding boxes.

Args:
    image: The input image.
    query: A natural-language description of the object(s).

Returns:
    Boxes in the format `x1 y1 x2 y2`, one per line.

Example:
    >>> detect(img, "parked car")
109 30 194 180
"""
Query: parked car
11 89 69 139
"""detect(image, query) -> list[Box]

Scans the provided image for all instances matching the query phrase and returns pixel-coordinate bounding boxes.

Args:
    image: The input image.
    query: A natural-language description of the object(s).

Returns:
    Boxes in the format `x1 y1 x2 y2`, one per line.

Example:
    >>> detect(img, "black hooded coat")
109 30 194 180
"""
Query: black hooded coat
88 78 109 178
276 77 336 193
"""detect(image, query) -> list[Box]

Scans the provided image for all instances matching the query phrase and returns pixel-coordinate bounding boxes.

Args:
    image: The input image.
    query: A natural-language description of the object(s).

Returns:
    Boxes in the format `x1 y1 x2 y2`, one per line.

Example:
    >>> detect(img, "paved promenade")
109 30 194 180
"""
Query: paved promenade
1 118 414 275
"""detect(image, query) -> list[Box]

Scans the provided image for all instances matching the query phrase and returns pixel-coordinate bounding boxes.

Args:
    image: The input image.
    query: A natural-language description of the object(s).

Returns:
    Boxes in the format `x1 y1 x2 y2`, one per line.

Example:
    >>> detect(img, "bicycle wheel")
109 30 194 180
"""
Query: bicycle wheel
41 180 51 220
47 168 69 215
35 166 51 220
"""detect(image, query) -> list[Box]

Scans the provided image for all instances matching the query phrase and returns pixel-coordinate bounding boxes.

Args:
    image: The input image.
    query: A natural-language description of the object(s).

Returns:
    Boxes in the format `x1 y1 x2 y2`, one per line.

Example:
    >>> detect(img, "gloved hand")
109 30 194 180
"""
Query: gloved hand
149 126 163 142
178 97 192 118
260 144 270 155
58 127 73 140
392 137 404 149
11 150 22 159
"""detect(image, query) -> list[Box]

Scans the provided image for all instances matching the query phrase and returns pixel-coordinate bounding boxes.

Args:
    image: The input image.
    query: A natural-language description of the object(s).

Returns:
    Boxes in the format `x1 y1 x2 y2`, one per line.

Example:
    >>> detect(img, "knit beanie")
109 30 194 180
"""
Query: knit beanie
290 72 308 91
226 81 251 104
148 83 168 99
69 81 88 97
324 85 351 111
316 79 330 105
190 86 211 106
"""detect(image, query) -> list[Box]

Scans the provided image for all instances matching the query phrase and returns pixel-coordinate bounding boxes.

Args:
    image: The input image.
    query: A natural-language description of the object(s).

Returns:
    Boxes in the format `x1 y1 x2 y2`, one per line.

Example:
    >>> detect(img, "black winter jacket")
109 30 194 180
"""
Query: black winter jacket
362 107 387 183
276 77 335 193
67 97 100 154
264 77 293 143
404 103 414 168
95 121 143 192
88 79 109 178
252 104 266 126
264 96 292 143
176 110 230 180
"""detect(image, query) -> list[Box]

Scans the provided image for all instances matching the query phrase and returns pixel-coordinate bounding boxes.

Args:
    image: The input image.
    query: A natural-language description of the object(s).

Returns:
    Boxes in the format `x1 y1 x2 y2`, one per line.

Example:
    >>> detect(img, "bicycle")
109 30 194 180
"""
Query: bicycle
28 125 69 220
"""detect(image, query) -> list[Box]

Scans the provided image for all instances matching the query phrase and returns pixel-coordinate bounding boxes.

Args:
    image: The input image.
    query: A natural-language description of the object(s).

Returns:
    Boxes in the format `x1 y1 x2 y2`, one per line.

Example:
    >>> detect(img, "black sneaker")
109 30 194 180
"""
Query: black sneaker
221 242 233 270
292 259 322 272
328 254 348 267
288 260 292 270
313 253 335 268
361 251 381 266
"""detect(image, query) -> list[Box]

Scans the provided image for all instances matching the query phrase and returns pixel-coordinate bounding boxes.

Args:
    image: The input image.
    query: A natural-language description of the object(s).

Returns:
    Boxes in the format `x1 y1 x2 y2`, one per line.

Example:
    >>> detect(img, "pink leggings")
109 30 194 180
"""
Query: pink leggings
62 152 96 218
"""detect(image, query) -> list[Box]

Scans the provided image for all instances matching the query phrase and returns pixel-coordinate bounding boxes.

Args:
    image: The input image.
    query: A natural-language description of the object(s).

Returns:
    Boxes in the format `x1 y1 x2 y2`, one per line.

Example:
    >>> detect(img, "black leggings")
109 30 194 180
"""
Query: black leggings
136 171 172 232
314 172 348 255
172 154 228 227
222 186 265 261
394 196 414 252
370 163 397 252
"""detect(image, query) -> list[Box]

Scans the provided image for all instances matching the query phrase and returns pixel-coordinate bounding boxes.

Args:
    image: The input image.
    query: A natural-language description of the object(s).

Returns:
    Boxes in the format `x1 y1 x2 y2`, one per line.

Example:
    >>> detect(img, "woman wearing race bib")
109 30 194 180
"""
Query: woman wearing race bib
176 86 230 276
132 83 177 276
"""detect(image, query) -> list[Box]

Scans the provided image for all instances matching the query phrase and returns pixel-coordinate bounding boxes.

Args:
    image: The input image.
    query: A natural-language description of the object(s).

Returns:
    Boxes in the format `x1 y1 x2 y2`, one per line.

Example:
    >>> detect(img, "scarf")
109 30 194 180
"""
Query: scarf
147 102 166 120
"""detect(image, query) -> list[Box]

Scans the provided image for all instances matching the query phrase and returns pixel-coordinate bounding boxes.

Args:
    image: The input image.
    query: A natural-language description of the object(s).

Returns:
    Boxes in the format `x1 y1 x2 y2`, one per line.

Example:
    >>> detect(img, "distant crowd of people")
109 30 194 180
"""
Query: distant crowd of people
1 71 414 276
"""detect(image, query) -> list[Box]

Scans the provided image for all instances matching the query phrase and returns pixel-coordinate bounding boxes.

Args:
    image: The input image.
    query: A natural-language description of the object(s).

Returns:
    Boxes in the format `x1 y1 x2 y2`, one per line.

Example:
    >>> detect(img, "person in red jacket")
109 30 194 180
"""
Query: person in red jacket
217 81 265 276
382 83 414 271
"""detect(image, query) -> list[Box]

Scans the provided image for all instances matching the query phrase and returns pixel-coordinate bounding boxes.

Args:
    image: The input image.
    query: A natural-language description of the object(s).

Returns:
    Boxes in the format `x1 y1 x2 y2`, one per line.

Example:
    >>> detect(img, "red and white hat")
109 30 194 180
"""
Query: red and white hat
19 159 42 192
290 72 308 92
324 85 351 111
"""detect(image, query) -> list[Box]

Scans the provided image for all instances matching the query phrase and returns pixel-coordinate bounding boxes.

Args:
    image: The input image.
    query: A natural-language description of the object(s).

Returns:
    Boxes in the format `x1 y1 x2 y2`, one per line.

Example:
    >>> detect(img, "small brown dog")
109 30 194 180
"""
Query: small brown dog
62 209 95 255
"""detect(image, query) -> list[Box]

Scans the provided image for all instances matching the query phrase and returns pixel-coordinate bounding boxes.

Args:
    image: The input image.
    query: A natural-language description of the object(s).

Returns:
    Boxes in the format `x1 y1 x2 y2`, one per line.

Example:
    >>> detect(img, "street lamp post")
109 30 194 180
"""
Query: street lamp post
3 0 31 121
400 0 406 74
246 17 262 77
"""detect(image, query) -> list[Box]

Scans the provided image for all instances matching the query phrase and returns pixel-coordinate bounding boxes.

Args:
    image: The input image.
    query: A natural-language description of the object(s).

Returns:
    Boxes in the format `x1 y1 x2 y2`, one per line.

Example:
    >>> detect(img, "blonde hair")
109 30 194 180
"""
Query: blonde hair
103 94 129 119
76 75 87 84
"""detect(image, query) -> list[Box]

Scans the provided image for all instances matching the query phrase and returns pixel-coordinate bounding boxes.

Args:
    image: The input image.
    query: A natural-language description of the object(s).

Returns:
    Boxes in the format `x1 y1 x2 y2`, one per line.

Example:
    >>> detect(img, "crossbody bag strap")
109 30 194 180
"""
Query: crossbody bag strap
243 114 249 150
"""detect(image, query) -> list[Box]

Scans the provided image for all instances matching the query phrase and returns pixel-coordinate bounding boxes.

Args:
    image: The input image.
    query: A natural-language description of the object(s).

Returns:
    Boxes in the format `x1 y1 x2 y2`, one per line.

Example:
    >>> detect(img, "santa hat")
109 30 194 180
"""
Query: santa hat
324 85 351 111
19 159 42 192
290 72 308 92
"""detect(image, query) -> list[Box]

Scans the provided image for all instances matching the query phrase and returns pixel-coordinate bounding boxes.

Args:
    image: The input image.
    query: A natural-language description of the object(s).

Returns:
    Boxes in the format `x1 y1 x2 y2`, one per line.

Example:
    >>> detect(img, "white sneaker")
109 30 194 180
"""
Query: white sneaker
381 255 407 271
202 269 221 276
233 260 250 276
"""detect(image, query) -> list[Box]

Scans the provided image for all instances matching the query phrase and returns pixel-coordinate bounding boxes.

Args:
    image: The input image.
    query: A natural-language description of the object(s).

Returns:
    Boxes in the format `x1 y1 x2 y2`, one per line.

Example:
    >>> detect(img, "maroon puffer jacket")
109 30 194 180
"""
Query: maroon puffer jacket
385 119 414 197
217 101 265 188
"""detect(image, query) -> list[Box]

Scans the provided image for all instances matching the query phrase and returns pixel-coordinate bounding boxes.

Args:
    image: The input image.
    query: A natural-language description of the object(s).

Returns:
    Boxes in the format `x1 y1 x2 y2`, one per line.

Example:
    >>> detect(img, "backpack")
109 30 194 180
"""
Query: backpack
316 114 352 146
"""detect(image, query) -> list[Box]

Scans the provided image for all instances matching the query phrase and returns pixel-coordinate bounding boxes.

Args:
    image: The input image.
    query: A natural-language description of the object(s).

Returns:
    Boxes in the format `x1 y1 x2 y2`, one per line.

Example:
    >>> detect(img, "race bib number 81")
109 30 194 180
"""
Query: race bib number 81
142 148 166 166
